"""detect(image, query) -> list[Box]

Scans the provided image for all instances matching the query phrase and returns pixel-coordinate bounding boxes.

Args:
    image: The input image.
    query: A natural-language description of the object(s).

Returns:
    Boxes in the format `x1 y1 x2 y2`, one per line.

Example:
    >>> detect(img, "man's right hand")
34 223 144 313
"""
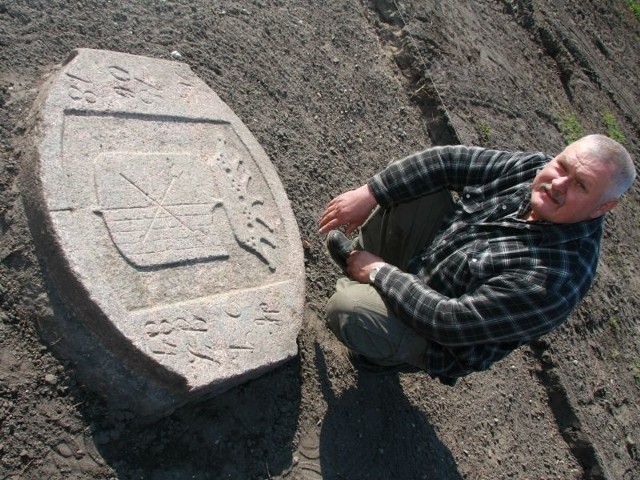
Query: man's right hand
318 184 378 236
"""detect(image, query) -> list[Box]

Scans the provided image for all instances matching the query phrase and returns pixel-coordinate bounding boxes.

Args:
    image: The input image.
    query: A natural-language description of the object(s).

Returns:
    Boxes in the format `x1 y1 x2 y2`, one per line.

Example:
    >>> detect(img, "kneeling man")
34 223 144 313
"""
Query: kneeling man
318 135 635 385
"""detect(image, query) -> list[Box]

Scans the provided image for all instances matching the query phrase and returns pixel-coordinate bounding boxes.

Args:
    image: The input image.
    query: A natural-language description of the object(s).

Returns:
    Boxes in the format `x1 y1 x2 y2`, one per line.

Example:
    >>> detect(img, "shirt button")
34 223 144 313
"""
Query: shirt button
502 205 507 210
465 194 471 199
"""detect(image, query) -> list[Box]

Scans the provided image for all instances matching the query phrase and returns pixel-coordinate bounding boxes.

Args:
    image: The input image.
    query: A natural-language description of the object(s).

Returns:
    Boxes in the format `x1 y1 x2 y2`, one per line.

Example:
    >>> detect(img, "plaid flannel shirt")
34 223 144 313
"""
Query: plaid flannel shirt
367 145 603 380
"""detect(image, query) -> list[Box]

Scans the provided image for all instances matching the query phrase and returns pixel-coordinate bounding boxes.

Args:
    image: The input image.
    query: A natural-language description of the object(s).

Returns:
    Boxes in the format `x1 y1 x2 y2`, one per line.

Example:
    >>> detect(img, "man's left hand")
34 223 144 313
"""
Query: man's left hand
347 251 385 284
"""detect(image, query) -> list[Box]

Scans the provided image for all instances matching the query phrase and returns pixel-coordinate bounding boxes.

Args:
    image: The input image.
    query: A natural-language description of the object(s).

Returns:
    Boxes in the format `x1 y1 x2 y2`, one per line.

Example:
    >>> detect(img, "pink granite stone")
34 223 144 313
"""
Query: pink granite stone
21 49 305 418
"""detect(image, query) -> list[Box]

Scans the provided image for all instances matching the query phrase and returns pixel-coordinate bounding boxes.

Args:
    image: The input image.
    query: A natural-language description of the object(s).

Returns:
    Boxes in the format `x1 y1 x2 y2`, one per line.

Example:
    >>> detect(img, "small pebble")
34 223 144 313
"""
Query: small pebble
170 50 182 60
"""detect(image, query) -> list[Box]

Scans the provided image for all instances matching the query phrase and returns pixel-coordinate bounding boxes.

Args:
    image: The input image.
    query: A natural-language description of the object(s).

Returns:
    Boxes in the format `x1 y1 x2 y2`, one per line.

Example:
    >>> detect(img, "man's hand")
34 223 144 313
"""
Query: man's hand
318 184 378 236
347 251 385 284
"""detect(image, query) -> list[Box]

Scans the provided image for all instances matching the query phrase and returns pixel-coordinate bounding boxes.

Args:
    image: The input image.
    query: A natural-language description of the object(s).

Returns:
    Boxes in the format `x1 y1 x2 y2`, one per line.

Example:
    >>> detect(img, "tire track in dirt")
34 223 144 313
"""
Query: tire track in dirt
365 0 461 146
530 340 611 480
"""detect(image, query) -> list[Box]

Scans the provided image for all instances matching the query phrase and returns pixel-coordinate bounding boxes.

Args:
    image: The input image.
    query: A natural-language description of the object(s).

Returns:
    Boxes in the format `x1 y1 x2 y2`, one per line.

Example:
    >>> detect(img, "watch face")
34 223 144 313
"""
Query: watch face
369 266 379 283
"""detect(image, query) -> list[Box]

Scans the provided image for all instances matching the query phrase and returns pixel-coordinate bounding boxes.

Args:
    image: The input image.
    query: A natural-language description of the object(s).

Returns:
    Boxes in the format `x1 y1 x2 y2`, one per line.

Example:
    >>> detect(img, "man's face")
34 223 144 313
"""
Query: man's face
530 142 618 223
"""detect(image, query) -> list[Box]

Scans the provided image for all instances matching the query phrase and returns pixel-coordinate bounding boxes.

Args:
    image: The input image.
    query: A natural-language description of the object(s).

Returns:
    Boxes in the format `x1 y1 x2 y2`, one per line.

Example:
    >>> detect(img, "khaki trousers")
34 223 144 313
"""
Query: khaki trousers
326 190 454 367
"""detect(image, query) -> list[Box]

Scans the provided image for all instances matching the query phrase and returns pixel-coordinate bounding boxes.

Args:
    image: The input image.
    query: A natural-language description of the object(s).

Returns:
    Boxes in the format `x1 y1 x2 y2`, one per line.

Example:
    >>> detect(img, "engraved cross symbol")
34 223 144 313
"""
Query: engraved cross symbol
119 170 208 243
94 152 231 268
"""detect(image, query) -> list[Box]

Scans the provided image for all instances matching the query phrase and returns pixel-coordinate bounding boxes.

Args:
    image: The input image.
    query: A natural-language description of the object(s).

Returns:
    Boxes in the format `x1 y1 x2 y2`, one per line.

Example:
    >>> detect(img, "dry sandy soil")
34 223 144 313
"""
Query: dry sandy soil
1 1 639 479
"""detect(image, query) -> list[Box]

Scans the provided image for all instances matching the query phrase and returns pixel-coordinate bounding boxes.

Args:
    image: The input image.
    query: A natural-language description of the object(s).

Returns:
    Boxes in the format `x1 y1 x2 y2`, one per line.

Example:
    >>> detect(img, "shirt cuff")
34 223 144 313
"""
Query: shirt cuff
367 176 393 208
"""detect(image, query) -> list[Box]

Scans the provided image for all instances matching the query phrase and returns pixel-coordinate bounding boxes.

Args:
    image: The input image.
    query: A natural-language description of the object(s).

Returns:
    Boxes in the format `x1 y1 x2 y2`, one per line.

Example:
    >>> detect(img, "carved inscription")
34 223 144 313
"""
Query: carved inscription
66 72 98 103
174 68 196 99
94 152 233 267
144 313 230 365
208 137 278 270
142 296 282 366
65 62 165 106
254 302 283 326
224 299 281 327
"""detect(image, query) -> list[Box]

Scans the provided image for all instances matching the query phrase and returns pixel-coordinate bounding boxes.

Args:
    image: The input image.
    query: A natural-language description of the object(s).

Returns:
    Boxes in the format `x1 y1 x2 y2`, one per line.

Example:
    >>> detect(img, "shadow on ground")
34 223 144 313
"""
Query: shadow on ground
293 343 463 479
86 360 301 479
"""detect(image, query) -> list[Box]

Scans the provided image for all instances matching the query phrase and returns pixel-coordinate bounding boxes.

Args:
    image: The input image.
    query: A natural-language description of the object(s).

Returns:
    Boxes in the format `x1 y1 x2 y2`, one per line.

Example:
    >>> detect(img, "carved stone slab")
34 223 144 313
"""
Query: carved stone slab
21 49 305 418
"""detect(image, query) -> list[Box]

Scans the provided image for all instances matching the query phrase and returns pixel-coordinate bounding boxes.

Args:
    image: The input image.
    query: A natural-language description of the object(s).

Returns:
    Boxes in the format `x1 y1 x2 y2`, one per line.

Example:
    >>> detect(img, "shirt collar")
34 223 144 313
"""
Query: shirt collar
515 182 604 246
536 216 604 246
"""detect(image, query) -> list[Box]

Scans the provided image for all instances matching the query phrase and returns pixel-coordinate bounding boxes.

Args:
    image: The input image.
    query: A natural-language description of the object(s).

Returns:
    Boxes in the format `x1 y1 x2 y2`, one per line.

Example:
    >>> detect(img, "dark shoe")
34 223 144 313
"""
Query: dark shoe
326 230 353 273
347 350 422 375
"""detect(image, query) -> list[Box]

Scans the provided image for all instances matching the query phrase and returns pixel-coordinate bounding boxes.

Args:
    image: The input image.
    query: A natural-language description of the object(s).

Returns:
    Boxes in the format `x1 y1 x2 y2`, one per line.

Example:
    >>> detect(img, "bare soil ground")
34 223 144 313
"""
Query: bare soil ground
1 1 639 479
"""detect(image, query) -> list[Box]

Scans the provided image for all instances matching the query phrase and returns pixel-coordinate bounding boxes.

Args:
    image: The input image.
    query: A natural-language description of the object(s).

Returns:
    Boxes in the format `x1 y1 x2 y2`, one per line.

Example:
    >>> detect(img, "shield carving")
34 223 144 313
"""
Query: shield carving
94 152 231 268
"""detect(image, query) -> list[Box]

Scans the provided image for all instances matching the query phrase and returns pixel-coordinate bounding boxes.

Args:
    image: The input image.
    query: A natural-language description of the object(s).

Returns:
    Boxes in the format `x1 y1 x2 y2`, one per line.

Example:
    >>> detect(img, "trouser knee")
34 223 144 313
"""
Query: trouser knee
325 288 356 341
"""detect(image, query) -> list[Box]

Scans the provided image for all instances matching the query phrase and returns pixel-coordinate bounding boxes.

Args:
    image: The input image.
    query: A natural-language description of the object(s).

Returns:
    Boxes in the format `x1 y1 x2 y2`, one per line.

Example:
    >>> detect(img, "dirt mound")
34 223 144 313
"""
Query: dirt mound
1 1 638 479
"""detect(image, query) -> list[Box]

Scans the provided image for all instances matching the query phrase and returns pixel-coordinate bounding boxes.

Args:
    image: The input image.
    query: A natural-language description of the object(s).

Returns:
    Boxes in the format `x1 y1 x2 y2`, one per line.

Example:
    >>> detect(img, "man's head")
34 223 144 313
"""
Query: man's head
529 134 636 224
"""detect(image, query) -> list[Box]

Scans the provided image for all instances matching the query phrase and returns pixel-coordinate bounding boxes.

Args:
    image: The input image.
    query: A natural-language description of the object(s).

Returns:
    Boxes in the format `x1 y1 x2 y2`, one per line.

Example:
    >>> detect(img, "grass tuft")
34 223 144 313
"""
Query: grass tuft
476 122 492 144
627 0 640 21
559 111 585 144
602 111 625 143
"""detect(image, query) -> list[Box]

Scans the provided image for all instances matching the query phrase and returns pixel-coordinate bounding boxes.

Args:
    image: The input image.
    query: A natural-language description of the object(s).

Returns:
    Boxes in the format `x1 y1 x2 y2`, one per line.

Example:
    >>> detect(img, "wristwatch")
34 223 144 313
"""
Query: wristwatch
368 264 384 284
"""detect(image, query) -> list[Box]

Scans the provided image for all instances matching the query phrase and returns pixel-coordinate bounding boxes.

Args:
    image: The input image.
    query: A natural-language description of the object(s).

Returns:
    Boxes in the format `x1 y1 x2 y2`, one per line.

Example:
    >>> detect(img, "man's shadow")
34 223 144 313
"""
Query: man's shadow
306 342 463 479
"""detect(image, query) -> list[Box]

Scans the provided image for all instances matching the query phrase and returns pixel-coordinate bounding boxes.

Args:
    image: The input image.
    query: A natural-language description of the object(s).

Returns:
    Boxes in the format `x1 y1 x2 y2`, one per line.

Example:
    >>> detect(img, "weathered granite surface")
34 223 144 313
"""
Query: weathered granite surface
21 49 305 419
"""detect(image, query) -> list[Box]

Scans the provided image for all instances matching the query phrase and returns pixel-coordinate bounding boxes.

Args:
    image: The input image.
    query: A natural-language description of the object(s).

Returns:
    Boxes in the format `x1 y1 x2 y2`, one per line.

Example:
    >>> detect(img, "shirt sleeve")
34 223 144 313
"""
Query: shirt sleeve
371 263 580 346
367 145 533 207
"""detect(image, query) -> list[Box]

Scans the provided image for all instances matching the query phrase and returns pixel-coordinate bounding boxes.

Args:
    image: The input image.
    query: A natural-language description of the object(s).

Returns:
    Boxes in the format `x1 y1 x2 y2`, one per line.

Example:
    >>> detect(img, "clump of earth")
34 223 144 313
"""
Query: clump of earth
1 1 639 479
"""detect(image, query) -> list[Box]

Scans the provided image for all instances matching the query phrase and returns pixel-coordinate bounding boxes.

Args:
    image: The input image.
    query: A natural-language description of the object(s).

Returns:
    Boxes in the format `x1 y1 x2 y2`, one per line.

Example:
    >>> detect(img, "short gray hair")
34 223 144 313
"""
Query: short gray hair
577 134 636 200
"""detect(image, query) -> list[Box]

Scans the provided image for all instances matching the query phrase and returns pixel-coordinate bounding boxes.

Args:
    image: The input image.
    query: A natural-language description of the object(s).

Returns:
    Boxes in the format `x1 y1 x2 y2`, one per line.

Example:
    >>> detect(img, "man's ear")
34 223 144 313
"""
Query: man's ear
590 199 619 218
